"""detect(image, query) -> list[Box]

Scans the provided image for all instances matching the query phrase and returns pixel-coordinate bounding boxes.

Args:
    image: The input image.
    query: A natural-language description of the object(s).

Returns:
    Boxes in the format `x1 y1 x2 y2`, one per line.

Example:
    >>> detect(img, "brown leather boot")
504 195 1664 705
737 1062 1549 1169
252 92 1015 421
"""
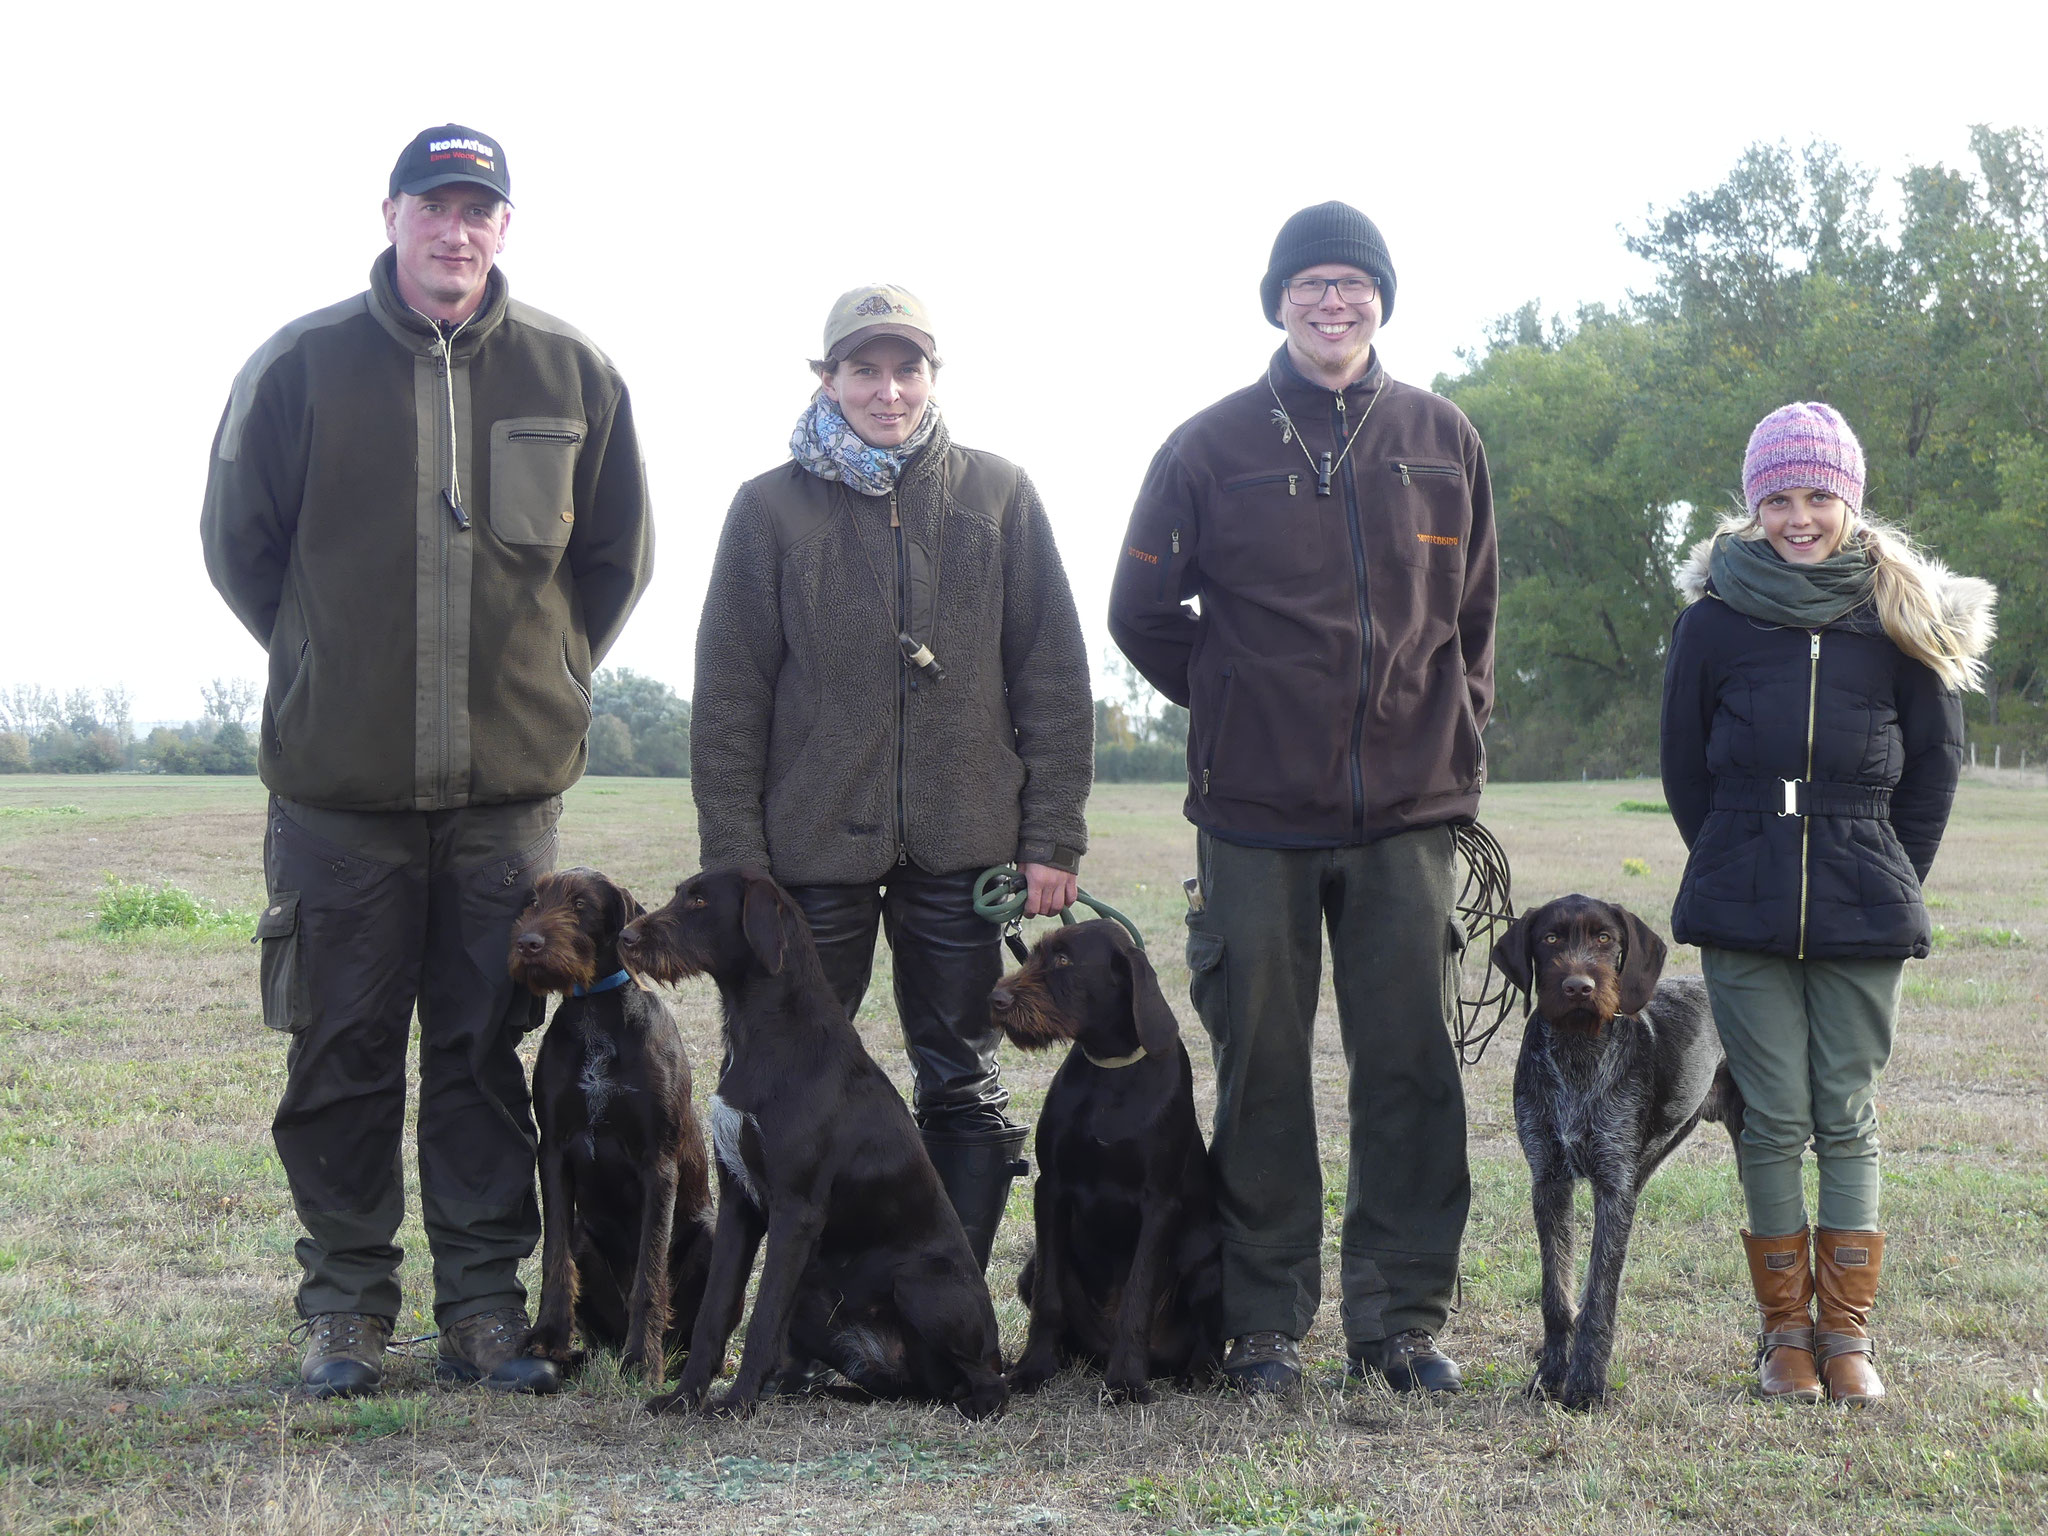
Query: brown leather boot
1741 1228 1822 1402
1814 1229 1886 1407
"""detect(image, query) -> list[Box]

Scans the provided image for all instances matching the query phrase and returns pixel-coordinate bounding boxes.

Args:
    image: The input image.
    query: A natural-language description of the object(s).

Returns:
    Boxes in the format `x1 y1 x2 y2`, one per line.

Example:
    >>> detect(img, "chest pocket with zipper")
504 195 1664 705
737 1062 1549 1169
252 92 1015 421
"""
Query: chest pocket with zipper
489 417 586 548
1383 459 1467 573
1215 470 1322 581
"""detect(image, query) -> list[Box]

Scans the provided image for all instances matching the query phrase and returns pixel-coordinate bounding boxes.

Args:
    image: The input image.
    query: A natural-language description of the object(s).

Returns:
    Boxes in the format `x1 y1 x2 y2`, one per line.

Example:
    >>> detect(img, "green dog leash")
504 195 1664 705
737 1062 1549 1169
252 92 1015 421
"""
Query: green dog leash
972 864 1147 964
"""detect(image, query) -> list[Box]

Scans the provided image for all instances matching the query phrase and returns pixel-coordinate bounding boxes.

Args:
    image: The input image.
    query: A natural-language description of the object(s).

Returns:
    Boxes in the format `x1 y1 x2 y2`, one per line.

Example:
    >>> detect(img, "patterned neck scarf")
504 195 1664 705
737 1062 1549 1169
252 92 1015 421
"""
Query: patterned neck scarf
789 392 942 496
1708 531 1876 627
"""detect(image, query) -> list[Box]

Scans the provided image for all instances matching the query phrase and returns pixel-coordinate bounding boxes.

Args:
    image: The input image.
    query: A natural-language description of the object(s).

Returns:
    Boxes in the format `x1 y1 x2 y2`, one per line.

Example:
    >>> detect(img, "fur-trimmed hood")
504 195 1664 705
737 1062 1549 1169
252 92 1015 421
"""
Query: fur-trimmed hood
1676 530 1998 667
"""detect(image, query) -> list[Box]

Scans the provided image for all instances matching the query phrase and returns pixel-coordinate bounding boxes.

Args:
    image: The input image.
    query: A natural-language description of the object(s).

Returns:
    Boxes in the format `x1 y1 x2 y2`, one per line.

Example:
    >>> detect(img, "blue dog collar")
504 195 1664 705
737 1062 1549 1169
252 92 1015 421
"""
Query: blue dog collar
573 969 632 997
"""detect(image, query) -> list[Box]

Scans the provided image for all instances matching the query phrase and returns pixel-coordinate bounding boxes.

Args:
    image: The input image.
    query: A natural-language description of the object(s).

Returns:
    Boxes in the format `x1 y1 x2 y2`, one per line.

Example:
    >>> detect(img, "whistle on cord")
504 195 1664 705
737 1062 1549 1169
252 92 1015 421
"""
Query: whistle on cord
898 632 946 682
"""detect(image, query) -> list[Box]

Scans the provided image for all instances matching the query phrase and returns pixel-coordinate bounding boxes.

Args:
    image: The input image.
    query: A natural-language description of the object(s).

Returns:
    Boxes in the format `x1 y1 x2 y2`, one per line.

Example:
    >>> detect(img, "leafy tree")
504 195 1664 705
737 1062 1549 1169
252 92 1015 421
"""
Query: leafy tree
586 668 691 777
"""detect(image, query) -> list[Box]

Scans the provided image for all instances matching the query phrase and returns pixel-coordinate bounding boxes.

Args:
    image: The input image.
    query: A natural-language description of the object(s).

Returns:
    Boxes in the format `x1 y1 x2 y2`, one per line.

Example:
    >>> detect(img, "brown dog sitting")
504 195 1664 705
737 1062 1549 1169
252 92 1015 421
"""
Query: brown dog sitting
509 868 715 1381
991 920 1224 1402
621 867 1007 1421
1492 894 1742 1409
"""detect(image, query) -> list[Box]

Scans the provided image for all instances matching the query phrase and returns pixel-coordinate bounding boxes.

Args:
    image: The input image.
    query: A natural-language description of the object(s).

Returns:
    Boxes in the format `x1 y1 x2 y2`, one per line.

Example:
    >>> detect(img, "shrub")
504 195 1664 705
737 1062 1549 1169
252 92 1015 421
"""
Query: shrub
95 879 251 936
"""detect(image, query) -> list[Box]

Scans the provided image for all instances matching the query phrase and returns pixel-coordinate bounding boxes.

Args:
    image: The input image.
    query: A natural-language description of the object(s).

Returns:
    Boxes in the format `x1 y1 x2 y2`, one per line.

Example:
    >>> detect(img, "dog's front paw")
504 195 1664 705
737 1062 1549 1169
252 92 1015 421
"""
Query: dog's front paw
1009 1348 1060 1396
644 1374 708 1416
1525 1365 1567 1400
704 1389 758 1420
1104 1375 1156 1406
1559 1375 1611 1412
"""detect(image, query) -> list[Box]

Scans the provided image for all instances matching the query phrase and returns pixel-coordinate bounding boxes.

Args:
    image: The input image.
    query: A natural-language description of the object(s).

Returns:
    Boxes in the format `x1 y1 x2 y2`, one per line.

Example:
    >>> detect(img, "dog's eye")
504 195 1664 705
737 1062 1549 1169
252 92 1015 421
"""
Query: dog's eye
1594 932 1614 946
686 897 707 910
1052 954 1072 968
571 898 584 911
1541 933 1560 945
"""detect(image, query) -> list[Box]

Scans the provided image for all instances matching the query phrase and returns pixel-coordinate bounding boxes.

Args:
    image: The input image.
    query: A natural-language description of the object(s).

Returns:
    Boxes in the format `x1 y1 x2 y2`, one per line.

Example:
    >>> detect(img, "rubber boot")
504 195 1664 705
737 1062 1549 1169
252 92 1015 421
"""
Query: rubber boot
920 1123 1030 1272
1741 1228 1823 1403
1814 1229 1886 1407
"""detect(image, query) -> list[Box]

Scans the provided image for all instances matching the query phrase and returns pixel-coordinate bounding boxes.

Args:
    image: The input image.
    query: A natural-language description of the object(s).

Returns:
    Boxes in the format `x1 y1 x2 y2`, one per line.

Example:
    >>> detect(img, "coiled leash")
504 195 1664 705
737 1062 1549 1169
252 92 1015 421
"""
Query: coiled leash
1450 821 1518 1066
973 864 1147 964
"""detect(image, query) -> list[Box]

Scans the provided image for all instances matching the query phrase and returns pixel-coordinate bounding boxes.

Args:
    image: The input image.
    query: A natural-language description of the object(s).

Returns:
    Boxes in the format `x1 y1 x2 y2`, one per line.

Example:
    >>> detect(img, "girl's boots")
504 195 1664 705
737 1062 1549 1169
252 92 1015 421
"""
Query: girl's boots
1813 1229 1887 1406
1741 1228 1823 1402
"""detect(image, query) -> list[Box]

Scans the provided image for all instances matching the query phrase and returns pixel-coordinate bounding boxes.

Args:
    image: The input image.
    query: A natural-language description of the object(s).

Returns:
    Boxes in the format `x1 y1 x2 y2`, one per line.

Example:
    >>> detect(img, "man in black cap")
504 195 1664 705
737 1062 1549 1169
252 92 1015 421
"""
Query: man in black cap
202 124 654 1397
1108 202 1497 1393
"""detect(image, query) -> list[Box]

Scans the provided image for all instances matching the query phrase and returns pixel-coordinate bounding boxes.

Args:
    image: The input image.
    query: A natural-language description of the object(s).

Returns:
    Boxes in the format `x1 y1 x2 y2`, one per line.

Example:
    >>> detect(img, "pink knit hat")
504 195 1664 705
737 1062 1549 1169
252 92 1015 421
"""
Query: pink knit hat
1743 402 1866 513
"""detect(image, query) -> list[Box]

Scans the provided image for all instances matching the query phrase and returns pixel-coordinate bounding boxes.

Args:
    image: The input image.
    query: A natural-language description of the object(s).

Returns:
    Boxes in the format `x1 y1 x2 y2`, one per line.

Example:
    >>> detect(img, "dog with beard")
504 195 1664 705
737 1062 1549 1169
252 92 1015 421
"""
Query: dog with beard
991 919 1224 1402
509 868 715 1381
619 866 1007 1420
1493 894 1743 1409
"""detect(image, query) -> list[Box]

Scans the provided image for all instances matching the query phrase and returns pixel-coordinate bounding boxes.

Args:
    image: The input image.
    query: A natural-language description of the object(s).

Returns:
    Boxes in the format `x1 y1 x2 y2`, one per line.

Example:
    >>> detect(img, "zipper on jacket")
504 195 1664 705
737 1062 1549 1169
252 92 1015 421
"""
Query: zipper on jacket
1798 630 1821 959
1395 462 1462 487
506 428 582 445
417 307 473 808
893 491 909 865
1339 395 1371 840
1201 665 1235 797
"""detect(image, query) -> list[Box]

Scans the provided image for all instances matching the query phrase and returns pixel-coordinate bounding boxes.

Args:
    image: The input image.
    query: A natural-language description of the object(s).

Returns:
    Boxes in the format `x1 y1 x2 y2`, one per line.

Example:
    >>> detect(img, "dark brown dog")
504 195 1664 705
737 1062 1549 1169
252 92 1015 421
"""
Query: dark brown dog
509 868 715 1381
620 866 1006 1421
991 920 1224 1402
1492 894 1742 1409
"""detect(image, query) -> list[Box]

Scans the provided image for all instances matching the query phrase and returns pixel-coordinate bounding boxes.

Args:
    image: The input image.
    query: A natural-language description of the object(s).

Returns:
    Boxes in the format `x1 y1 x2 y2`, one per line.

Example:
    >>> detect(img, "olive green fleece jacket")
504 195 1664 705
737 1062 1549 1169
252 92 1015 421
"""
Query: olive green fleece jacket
691 417 1093 885
201 251 653 811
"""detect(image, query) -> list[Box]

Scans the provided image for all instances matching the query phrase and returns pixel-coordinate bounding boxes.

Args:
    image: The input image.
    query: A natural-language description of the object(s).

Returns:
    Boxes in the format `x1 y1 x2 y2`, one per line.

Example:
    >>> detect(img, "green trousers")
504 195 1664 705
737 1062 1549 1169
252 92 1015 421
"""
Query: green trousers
1699 946 1904 1237
260 794 559 1325
1185 825 1469 1346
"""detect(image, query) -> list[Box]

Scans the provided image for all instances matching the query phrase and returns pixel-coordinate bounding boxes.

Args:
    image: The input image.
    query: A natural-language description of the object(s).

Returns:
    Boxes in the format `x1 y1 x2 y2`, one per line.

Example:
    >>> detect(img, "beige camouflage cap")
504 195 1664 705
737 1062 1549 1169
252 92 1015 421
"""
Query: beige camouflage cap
821 284 938 366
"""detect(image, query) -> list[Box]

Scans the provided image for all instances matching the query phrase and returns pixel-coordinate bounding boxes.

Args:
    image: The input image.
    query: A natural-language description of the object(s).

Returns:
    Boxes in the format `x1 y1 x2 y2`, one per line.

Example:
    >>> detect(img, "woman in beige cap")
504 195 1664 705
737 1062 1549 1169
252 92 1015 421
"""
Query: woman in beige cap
689 284 1095 1272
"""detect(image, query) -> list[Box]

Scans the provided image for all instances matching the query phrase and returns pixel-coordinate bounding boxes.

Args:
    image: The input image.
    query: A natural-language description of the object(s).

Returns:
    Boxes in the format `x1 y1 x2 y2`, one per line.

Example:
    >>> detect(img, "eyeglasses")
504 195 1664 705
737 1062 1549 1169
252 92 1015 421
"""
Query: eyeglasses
1285 276 1379 306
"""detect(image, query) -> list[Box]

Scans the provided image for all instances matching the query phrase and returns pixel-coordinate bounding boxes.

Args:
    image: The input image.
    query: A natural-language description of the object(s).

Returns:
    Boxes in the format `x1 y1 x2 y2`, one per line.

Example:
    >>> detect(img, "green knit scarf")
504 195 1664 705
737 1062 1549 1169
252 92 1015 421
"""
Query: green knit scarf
1708 533 1875 627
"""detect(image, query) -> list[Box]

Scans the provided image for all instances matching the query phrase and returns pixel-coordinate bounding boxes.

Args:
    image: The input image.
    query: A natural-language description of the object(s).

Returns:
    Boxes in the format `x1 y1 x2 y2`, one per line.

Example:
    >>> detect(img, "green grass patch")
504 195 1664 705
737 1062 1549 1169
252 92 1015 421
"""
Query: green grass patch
1120 1460 1383 1534
1616 799 1669 814
0 1415 164 1482
1930 924 2028 950
93 879 252 937
0 804 84 818
1622 857 1651 876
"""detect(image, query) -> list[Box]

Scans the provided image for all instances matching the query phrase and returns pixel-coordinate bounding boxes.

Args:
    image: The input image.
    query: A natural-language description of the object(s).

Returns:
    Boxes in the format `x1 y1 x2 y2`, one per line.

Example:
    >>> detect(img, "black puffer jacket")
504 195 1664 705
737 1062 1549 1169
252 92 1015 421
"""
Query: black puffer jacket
1660 540 1989 960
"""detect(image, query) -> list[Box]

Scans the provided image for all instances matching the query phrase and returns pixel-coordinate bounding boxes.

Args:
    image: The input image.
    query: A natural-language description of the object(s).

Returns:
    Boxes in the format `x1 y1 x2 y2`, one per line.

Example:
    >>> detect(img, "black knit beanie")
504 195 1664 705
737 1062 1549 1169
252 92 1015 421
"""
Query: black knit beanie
1260 201 1396 327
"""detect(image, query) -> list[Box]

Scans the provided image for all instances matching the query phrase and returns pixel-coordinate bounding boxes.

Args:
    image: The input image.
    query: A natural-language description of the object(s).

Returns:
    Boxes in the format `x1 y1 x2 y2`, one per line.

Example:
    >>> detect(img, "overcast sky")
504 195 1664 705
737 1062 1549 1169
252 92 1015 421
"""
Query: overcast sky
5 1 2044 725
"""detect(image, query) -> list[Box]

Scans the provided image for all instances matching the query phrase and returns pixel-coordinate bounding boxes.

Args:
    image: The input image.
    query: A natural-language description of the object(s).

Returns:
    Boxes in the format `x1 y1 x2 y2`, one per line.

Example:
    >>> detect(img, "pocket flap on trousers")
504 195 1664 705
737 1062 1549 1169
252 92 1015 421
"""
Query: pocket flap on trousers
1186 928 1226 973
253 890 299 942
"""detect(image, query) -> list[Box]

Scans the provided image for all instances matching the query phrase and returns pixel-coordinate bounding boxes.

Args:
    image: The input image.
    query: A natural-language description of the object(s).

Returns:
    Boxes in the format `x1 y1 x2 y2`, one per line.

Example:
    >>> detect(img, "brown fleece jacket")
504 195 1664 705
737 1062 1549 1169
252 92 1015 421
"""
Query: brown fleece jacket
201 251 653 811
691 417 1092 885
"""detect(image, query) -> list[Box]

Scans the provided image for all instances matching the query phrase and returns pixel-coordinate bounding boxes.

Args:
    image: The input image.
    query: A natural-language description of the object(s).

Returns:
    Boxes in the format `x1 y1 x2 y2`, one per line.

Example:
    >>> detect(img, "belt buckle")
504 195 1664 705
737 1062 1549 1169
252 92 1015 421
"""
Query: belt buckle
1779 778 1803 818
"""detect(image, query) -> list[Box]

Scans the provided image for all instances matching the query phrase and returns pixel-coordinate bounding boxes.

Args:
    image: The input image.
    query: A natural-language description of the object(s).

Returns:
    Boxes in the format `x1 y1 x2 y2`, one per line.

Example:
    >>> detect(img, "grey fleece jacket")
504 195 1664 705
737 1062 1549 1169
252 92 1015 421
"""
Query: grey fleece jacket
691 417 1092 885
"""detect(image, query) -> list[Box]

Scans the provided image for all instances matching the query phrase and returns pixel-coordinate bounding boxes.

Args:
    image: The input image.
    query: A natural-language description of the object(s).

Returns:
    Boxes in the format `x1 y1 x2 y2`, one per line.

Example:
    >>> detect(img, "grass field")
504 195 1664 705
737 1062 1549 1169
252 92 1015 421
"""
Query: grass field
1 773 2043 1535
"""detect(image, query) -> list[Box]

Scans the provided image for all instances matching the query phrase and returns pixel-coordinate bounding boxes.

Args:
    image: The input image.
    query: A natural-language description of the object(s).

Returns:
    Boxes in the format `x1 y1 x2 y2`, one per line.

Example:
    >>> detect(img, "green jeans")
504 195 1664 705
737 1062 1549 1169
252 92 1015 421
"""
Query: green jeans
1699 946 1904 1237
1185 825 1469 1346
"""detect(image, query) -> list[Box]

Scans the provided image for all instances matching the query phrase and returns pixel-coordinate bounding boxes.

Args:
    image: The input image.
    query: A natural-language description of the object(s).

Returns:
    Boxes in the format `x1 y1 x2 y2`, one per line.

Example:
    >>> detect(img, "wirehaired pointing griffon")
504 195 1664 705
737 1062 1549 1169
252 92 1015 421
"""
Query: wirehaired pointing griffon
509 869 715 1381
991 920 1224 1402
1493 895 1743 1410
621 867 1007 1421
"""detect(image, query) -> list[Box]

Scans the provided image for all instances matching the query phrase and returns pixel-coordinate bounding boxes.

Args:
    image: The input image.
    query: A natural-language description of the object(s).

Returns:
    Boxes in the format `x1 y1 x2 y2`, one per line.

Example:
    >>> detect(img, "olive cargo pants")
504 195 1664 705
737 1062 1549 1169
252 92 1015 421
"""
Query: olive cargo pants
1185 825 1469 1346
257 795 558 1325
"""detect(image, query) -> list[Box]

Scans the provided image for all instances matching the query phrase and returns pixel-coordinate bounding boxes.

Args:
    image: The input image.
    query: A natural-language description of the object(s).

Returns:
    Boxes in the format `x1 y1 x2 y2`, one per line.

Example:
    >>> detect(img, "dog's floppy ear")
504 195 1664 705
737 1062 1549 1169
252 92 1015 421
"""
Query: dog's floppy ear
1614 905 1668 1017
1115 938 1179 1056
603 880 645 937
1489 909 1537 998
741 875 789 975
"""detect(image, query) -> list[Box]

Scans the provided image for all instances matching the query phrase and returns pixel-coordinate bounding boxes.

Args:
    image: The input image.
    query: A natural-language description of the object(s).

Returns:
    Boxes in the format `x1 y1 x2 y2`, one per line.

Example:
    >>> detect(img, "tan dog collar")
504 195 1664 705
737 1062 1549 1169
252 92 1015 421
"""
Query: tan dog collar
1083 1045 1148 1069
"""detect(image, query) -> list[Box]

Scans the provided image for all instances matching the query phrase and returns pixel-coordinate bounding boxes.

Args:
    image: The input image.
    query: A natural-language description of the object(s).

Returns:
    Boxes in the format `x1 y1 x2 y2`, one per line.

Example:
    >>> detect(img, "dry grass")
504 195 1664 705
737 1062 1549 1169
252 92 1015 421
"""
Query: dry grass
2 773 2044 1534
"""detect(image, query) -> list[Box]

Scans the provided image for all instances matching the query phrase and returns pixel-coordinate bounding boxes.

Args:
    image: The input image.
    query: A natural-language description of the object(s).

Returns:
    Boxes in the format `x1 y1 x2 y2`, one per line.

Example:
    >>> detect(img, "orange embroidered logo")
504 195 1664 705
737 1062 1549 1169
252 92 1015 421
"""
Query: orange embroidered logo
1127 546 1159 564
1416 533 1459 547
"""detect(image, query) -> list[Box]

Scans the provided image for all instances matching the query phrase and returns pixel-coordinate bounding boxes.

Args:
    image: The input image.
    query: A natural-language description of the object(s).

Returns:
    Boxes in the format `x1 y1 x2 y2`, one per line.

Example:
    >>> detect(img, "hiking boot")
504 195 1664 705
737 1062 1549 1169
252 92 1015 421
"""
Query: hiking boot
1349 1329 1463 1393
294 1311 391 1399
1742 1227 1823 1402
436 1307 564 1395
1221 1331 1302 1394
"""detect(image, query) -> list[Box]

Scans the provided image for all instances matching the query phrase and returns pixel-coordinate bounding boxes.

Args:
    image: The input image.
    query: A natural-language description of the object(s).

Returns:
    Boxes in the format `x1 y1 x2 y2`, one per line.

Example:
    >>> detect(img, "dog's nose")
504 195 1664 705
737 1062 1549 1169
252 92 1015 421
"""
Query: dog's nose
989 985 1014 1012
1562 974 1595 1003
514 932 544 955
618 925 640 950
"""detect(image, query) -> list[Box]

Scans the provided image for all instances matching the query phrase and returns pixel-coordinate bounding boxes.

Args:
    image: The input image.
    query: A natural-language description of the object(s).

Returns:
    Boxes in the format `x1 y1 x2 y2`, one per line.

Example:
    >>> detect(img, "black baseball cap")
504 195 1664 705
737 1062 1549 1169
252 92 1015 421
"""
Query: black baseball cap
388 124 512 203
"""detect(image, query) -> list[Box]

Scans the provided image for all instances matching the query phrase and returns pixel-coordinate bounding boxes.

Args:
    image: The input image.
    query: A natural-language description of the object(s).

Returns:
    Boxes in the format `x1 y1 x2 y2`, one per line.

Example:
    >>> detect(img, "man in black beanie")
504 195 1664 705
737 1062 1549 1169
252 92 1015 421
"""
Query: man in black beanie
1108 201 1497 1393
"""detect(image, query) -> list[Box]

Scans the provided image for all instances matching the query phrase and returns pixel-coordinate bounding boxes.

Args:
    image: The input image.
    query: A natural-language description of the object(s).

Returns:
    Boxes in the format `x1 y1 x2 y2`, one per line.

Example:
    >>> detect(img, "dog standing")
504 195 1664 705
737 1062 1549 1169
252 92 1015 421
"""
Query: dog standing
509 868 715 1380
621 867 1007 1421
990 920 1223 1402
1493 895 1742 1409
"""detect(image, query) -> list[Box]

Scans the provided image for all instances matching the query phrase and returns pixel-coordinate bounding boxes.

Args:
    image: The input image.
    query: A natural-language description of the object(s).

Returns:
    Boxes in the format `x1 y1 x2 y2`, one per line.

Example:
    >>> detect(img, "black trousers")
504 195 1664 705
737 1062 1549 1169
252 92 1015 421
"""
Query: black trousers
785 866 1010 1132
258 794 558 1325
